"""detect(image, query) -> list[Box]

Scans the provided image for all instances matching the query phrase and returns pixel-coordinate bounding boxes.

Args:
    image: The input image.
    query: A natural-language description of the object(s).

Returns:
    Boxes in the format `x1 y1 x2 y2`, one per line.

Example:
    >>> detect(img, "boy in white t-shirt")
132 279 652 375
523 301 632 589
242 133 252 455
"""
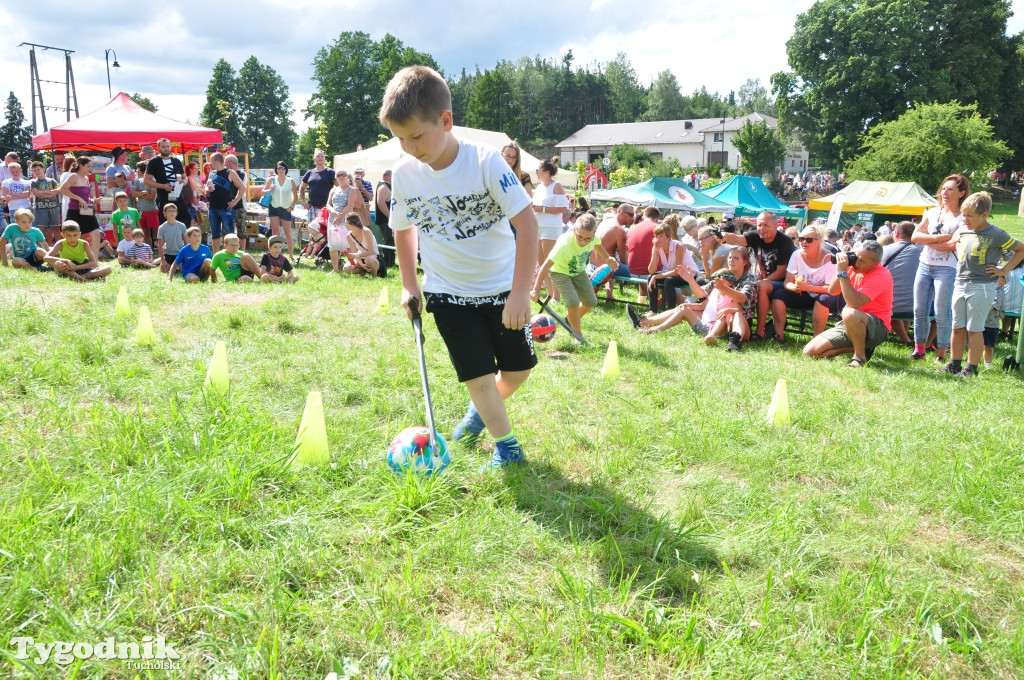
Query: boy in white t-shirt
380 65 539 470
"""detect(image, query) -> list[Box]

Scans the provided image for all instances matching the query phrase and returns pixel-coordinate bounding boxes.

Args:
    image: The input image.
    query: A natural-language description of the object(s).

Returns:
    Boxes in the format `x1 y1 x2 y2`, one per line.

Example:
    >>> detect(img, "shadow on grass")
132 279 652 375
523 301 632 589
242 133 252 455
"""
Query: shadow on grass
616 342 677 369
504 462 719 605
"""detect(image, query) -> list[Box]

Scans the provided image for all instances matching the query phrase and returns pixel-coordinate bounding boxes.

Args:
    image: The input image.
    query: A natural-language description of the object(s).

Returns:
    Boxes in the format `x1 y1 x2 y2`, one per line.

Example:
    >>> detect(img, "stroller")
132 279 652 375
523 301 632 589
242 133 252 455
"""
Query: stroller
294 207 333 271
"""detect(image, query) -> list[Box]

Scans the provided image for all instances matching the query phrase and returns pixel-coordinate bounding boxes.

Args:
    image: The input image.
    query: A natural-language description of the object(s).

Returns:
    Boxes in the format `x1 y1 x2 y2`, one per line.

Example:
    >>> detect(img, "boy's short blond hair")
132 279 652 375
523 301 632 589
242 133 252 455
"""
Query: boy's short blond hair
132 228 144 237
379 65 452 127
223 233 239 243
62 220 81 233
13 208 34 223
114 191 129 201
961 191 992 215
185 226 201 238
163 203 178 214
575 213 597 232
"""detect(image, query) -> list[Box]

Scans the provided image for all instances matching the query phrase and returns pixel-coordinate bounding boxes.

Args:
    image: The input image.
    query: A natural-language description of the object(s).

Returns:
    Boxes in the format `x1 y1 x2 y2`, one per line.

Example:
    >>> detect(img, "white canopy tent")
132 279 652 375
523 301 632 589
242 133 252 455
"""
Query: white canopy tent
333 126 578 190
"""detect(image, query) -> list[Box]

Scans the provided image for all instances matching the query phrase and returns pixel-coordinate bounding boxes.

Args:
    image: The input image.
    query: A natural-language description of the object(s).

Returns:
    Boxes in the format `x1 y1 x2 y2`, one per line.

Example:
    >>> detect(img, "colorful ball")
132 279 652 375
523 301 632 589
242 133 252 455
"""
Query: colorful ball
387 426 450 476
530 313 557 342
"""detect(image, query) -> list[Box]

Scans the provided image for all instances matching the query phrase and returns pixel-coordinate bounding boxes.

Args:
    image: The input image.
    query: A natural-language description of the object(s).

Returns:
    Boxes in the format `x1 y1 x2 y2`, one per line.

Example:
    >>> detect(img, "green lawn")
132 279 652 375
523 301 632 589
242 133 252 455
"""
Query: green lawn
1 260 1022 679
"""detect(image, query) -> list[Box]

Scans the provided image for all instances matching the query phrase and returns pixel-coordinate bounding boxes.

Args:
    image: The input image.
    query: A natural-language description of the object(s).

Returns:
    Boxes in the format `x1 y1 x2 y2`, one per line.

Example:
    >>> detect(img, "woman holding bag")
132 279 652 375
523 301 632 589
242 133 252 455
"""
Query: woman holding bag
261 161 298 257
325 169 361 274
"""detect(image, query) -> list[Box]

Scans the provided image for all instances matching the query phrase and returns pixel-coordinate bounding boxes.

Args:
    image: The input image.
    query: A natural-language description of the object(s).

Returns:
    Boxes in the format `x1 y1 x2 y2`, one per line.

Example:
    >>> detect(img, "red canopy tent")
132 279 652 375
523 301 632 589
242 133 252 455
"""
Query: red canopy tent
32 92 222 153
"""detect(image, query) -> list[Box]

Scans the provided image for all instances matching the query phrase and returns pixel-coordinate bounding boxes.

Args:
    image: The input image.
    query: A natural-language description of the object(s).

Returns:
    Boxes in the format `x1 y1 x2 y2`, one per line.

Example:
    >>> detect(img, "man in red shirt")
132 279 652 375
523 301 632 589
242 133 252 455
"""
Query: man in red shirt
626 206 659 276
802 241 893 367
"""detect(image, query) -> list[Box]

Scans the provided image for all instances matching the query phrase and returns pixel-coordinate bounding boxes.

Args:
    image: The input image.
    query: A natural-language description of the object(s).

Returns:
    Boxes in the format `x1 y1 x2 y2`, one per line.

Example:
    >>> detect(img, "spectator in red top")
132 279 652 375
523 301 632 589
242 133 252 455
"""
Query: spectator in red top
626 205 659 276
803 241 893 368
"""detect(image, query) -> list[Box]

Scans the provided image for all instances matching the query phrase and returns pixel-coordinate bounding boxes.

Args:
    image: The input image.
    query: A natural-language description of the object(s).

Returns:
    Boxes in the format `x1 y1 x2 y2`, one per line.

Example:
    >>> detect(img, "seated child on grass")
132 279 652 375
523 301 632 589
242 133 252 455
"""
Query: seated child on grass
2 208 50 270
637 268 740 344
260 234 298 283
44 220 112 281
121 228 158 269
343 213 379 277
211 233 261 283
168 226 215 283
530 213 617 336
156 203 188 274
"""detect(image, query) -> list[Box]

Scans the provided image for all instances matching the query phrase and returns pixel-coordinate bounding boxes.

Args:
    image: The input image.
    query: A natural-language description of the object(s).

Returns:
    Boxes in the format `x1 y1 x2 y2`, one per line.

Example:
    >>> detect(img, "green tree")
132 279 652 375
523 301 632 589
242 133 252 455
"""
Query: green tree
642 70 687 121
846 101 1010 190
235 57 296 166
307 32 440 153
465 69 520 135
737 78 774 115
604 53 645 123
0 92 35 163
731 120 787 178
128 93 158 112
448 68 479 126
199 59 244 151
774 0 1024 169
293 123 329 169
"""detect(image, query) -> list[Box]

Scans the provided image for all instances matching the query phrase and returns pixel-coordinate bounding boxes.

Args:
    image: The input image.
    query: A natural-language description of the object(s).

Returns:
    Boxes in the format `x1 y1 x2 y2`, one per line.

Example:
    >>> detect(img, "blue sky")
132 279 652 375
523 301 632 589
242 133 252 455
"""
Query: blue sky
2 0 1023 144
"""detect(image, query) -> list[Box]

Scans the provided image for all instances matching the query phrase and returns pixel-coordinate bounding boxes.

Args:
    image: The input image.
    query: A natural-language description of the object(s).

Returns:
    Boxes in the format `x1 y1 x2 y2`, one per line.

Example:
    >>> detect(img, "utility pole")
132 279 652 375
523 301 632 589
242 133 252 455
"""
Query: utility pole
19 43 79 134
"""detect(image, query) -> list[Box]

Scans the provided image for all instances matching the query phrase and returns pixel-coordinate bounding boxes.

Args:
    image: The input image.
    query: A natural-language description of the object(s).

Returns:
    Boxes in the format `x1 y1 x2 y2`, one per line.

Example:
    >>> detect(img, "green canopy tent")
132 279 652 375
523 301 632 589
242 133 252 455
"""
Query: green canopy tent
590 177 735 213
701 175 802 218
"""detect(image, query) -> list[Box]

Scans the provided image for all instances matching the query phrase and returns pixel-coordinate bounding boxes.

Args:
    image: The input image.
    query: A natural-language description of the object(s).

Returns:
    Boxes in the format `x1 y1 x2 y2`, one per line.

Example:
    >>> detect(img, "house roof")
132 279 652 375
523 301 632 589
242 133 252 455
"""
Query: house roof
555 113 777 148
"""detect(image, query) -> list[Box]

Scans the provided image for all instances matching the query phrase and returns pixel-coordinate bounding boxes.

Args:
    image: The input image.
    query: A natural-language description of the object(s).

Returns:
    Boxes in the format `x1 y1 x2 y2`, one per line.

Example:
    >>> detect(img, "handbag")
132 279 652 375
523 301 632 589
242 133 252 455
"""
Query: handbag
259 178 274 208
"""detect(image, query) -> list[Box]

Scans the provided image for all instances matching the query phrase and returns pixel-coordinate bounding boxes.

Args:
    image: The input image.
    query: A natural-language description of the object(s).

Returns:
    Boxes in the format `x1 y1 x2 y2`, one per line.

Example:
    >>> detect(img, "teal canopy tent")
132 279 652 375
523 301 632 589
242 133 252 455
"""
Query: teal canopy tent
590 177 736 213
701 175 802 217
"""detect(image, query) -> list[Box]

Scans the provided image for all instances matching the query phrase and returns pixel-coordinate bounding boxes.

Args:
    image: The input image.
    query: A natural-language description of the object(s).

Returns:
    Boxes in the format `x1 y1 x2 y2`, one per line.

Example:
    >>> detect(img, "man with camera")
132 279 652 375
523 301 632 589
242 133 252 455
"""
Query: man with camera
802 241 893 368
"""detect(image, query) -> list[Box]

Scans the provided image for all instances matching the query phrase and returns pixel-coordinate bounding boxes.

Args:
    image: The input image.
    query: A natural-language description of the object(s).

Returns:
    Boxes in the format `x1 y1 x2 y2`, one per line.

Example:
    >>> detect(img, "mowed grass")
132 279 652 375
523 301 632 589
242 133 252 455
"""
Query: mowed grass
1 249 1023 679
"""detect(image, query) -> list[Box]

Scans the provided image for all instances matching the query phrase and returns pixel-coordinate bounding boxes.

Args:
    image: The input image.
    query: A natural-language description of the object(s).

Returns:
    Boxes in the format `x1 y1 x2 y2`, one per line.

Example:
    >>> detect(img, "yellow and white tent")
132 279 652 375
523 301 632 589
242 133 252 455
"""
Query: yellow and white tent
807 181 937 229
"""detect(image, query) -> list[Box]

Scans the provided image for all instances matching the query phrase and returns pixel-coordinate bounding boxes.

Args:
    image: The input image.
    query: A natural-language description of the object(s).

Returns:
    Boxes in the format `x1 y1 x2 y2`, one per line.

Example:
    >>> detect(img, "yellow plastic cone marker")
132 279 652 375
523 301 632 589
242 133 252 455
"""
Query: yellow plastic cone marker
765 378 791 427
292 391 329 466
377 286 389 312
115 286 130 318
136 306 156 345
601 340 620 379
204 341 229 395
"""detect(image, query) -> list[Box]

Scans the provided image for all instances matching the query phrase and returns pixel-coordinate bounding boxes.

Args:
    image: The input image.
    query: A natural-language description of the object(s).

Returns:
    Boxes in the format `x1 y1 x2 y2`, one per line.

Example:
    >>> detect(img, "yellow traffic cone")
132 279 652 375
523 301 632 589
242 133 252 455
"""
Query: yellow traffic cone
292 391 329 466
115 286 130 318
136 306 156 345
601 340 620 379
377 286 389 312
765 378 790 426
204 341 229 395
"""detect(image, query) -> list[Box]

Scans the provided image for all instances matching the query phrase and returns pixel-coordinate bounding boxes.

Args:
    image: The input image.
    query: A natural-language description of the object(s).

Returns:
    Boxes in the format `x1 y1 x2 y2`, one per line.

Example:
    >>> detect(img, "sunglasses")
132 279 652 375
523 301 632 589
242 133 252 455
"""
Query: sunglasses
798 236 817 243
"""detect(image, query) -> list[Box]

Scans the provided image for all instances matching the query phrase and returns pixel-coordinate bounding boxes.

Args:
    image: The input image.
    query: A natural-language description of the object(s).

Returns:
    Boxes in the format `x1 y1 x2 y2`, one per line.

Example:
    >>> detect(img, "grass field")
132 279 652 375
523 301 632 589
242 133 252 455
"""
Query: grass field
2 211 1023 679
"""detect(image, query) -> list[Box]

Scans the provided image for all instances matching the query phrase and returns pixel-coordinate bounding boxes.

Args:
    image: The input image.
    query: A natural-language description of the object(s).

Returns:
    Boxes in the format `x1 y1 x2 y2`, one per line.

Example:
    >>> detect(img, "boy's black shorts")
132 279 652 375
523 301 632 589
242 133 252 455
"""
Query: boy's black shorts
426 291 537 382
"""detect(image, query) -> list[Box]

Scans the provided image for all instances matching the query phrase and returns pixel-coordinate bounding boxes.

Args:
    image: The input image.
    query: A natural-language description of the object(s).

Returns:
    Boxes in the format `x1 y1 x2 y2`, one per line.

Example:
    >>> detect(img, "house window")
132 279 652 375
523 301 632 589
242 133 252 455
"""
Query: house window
713 132 724 143
707 151 728 168
650 152 663 160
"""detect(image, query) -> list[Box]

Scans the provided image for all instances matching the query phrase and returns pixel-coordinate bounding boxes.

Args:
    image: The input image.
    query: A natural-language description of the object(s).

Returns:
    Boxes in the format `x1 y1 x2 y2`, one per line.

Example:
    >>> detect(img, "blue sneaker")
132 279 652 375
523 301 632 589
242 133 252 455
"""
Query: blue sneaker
479 438 525 472
452 402 485 444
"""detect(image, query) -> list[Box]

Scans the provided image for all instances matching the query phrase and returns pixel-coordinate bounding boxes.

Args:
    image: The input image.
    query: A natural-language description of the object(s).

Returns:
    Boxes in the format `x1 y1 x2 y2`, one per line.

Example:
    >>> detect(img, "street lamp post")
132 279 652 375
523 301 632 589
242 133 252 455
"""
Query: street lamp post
105 49 120 98
499 92 512 134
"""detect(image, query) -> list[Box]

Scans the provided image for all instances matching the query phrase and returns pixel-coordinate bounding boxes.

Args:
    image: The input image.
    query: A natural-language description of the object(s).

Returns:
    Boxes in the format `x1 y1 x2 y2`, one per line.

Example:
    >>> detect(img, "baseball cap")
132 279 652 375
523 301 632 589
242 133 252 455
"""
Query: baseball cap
110 146 126 159
268 235 286 246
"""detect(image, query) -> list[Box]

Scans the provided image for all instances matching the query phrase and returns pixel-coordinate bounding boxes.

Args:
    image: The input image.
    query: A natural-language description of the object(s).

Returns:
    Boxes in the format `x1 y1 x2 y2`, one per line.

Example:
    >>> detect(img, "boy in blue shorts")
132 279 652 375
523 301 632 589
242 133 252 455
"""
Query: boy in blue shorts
2 208 50 270
168 226 216 283
944 191 1024 376
380 65 540 470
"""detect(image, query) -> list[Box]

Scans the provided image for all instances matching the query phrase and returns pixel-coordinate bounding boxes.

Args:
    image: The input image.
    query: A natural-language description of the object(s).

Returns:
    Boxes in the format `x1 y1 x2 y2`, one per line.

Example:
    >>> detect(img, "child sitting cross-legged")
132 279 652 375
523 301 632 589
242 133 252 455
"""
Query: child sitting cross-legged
168 226 215 283
1 208 50 270
44 220 112 281
211 233 261 283
260 234 298 283
120 228 159 269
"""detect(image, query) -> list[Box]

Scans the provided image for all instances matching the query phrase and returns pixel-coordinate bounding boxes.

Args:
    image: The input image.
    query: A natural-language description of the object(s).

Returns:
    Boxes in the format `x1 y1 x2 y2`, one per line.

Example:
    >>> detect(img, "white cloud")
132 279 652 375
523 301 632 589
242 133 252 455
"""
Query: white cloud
3 0 1024 142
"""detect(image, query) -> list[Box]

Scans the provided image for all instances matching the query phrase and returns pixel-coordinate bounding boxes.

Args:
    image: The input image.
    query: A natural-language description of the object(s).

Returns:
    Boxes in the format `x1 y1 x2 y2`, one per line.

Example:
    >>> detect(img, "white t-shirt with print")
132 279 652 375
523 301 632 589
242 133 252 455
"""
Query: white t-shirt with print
919 206 963 268
786 250 837 287
390 139 532 297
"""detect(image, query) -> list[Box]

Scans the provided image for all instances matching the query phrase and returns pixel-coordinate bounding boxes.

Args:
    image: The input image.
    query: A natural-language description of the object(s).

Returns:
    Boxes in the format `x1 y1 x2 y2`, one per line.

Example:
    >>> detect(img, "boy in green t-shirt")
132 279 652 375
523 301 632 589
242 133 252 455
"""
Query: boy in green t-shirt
110 192 141 242
211 233 261 283
531 213 617 336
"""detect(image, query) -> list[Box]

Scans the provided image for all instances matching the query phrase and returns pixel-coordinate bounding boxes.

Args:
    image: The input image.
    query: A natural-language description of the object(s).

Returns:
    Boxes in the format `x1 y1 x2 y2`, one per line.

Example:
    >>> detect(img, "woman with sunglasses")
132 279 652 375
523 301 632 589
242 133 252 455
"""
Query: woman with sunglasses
261 161 298 256
769 224 838 342
501 142 532 197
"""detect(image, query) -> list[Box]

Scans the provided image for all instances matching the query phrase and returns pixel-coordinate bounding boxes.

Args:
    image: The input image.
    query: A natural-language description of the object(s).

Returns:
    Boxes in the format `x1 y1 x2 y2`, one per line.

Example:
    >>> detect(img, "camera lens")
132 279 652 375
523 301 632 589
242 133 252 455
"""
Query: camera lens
847 253 858 267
